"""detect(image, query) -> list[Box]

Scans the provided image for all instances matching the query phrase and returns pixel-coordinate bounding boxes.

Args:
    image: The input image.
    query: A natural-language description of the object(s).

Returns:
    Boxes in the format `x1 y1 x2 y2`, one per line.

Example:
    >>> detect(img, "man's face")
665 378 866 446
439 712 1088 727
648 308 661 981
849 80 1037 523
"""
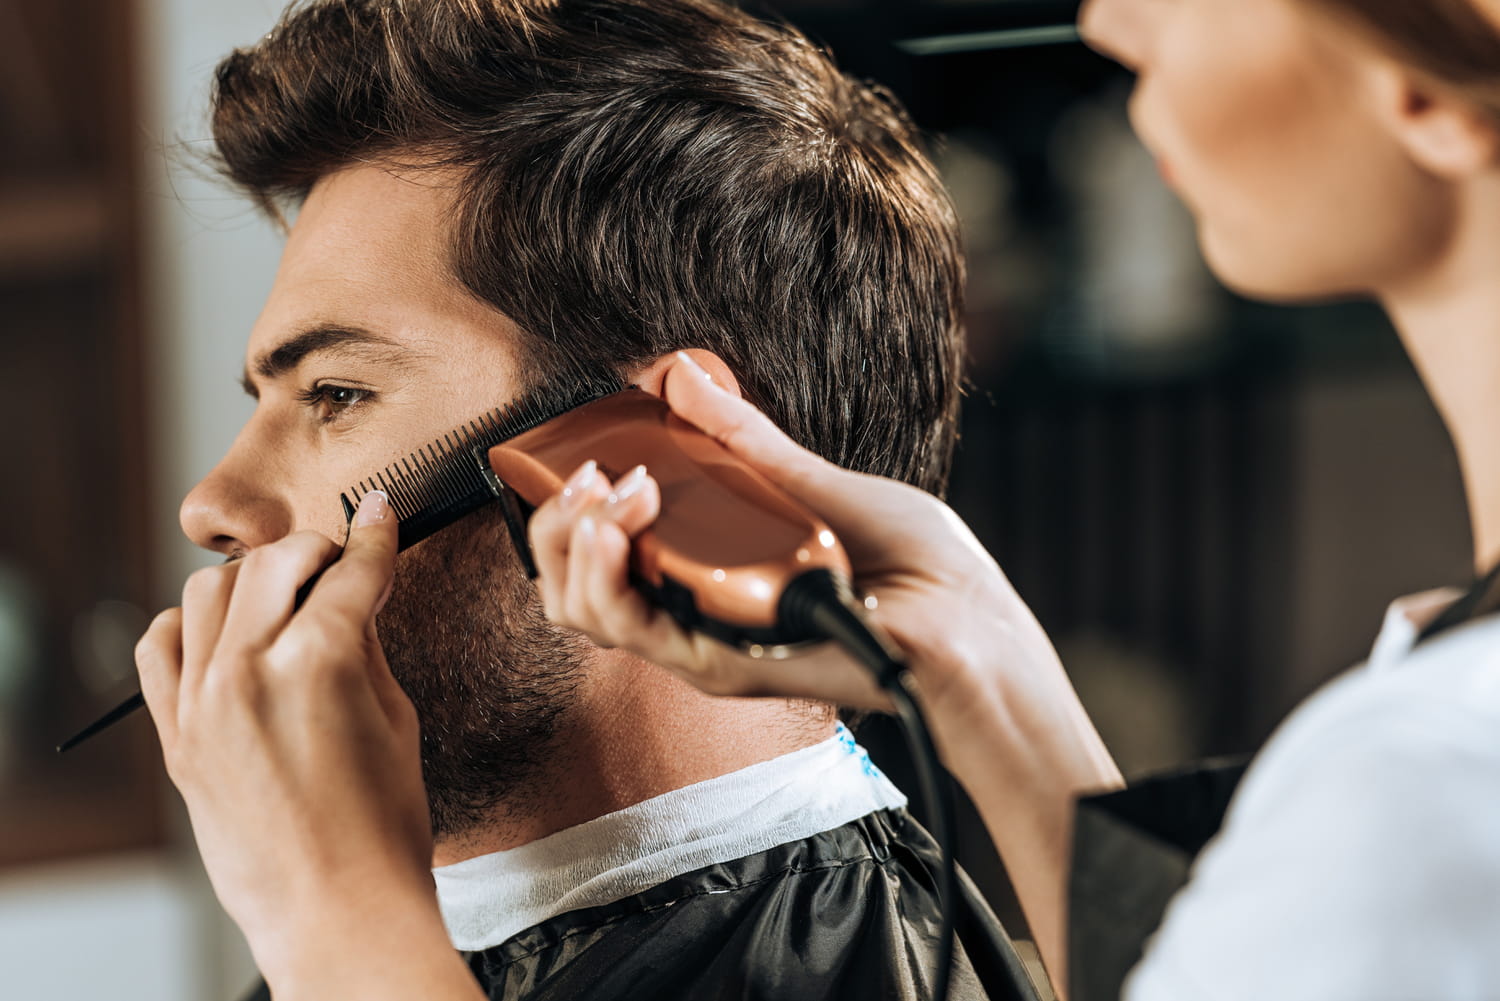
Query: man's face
180 164 591 839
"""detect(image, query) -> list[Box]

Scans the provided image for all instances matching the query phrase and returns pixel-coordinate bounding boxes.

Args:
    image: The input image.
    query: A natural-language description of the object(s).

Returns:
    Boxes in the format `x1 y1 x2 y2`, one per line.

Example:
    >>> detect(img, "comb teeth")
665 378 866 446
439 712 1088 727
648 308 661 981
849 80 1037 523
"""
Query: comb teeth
342 370 624 551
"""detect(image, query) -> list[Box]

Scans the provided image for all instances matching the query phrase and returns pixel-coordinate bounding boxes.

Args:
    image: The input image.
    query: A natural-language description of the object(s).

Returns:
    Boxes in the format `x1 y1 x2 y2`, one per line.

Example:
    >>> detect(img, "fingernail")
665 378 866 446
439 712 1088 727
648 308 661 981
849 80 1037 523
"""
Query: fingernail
577 514 597 546
561 460 598 511
355 490 389 527
608 465 649 505
674 351 713 382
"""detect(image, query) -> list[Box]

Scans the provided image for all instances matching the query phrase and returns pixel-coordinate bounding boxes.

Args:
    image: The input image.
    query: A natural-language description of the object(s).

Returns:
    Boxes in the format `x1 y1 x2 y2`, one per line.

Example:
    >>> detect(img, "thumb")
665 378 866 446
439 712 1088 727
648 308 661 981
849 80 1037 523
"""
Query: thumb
660 352 929 550
306 489 400 630
662 351 843 497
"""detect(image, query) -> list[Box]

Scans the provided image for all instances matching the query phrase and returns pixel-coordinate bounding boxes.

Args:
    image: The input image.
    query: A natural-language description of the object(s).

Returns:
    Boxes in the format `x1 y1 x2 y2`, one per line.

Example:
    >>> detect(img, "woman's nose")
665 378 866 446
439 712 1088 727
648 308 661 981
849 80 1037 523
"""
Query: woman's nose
1078 0 1155 72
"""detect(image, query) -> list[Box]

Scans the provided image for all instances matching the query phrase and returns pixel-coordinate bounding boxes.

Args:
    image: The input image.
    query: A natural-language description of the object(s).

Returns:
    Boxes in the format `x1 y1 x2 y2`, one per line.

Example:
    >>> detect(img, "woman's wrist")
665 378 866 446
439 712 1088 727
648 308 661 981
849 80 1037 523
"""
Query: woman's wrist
919 633 1121 801
898 571 1121 794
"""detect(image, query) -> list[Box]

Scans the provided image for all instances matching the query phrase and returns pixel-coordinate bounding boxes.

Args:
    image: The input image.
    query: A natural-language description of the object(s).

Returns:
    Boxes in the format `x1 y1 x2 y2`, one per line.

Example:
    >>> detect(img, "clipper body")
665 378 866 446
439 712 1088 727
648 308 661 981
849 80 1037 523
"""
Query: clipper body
489 389 851 649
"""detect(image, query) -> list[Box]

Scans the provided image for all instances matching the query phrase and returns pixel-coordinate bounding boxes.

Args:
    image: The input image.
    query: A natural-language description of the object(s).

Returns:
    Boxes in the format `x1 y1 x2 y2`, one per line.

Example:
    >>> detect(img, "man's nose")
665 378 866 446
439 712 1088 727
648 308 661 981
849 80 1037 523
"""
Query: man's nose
1077 0 1153 72
179 439 293 557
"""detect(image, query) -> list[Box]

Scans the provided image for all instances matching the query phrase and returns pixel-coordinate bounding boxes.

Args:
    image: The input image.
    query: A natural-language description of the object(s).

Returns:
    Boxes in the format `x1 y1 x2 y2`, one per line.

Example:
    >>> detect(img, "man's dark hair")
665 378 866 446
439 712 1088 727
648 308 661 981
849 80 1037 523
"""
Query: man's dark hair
212 0 964 492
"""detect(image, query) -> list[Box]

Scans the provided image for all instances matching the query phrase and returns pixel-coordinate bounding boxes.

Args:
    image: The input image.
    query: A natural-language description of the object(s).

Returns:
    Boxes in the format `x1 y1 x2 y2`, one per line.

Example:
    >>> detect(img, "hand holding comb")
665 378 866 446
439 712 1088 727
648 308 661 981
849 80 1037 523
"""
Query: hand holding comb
61 374 864 750
57 372 622 752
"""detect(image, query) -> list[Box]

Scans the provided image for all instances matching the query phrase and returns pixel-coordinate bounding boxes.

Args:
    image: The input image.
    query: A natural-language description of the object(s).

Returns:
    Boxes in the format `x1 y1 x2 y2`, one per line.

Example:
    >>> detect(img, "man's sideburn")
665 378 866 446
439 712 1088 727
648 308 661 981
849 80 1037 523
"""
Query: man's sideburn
375 504 593 839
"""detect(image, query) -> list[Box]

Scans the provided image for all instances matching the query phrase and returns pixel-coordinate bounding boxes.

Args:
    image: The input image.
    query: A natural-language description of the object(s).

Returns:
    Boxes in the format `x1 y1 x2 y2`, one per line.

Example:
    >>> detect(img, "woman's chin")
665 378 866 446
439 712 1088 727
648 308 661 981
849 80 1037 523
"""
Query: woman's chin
1198 227 1363 305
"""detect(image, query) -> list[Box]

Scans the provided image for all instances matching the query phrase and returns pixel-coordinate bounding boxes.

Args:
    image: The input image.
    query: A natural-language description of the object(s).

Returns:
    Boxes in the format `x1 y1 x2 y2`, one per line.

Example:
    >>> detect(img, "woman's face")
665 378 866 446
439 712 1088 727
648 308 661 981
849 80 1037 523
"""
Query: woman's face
1078 0 1455 301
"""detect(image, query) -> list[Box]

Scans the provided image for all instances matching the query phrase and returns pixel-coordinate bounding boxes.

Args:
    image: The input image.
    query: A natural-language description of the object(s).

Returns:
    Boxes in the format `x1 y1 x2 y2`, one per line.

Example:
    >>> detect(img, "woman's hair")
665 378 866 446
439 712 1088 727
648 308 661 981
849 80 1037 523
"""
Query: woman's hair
1305 0 1500 119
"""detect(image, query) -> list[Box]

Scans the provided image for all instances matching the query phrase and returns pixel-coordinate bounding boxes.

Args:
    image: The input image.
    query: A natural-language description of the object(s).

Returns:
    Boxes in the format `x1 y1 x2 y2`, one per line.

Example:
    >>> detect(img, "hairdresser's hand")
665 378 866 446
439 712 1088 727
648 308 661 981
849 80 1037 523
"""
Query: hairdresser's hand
134 494 480 1001
530 352 1061 722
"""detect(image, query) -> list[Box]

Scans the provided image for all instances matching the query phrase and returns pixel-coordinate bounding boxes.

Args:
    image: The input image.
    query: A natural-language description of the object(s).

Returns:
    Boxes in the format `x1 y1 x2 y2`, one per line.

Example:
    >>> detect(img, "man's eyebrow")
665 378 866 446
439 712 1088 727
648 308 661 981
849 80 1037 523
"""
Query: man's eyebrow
240 325 410 397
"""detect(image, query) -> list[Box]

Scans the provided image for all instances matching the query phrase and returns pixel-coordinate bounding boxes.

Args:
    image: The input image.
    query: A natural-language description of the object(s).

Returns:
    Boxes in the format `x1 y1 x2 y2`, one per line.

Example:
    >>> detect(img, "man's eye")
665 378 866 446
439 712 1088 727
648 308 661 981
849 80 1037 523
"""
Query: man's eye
298 383 373 423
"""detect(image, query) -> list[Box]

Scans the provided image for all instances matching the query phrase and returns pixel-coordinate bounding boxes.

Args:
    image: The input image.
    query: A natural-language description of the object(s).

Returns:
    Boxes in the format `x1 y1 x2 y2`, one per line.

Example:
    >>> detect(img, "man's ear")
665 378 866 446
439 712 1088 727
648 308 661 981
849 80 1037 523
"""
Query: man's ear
1375 64 1500 177
628 349 742 399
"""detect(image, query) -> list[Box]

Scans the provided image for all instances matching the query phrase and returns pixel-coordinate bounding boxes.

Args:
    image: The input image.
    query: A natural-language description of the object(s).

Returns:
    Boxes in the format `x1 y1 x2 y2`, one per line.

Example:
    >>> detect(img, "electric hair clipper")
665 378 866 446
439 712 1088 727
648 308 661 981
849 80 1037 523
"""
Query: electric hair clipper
485 388 853 653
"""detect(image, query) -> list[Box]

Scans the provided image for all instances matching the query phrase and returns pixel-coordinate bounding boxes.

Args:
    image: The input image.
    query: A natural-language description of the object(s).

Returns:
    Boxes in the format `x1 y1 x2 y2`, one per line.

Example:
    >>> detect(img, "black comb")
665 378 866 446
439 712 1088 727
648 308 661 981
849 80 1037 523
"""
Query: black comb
340 371 624 558
57 369 625 753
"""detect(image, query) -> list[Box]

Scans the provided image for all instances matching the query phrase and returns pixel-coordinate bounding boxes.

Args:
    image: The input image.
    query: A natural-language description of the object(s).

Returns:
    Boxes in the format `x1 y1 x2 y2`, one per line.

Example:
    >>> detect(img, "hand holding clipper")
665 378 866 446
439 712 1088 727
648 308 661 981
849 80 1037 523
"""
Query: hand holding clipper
493 387 853 651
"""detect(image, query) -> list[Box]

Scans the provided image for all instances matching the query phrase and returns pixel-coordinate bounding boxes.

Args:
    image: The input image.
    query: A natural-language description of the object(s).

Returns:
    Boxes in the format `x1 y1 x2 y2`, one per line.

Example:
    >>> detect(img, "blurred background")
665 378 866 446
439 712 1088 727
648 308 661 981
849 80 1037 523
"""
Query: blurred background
0 0 1471 998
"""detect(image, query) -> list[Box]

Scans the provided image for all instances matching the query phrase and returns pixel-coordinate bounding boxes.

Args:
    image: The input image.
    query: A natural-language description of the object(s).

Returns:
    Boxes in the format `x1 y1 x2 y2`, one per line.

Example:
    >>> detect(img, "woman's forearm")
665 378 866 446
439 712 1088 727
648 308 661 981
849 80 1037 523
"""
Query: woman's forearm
920 636 1123 1000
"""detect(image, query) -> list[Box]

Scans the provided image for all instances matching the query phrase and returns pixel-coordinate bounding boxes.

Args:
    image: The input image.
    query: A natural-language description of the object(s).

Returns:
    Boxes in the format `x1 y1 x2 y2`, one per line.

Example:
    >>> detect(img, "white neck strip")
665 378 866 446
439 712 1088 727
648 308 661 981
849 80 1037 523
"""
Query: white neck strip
433 723 907 951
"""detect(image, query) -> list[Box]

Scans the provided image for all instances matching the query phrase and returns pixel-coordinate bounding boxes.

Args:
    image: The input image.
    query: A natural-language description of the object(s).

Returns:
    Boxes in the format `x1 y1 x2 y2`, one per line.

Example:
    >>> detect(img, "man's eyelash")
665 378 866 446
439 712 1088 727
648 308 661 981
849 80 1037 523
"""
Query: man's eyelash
296 383 374 423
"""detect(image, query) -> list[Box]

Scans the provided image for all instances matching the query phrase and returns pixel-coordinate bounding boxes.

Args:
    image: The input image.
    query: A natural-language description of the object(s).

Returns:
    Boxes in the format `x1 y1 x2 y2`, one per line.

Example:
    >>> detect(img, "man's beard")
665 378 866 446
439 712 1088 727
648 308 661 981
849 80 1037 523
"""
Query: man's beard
376 505 592 841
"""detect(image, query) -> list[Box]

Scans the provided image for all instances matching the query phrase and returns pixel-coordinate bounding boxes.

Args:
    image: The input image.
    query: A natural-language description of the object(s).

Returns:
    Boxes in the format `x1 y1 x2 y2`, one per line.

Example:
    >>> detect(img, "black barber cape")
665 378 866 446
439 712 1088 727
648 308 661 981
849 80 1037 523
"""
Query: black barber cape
239 808 1044 1000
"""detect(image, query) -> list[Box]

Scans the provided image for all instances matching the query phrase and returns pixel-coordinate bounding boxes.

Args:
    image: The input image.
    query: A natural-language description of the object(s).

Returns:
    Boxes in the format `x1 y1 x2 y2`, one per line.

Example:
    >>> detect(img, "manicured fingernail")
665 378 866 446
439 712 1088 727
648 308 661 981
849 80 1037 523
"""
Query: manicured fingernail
577 514 597 546
355 490 389 527
561 460 598 511
608 465 649 505
674 351 713 381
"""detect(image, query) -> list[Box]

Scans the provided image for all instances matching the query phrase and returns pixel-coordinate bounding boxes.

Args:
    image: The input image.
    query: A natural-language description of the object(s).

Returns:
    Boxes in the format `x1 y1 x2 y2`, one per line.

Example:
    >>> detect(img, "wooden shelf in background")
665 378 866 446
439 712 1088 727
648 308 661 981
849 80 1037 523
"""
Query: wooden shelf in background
0 0 159 873
0 177 111 276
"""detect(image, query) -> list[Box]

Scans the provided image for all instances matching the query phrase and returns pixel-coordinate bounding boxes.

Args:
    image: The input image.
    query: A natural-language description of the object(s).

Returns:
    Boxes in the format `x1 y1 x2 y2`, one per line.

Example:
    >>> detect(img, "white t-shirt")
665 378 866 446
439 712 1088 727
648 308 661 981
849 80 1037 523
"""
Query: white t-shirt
1126 594 1500 1001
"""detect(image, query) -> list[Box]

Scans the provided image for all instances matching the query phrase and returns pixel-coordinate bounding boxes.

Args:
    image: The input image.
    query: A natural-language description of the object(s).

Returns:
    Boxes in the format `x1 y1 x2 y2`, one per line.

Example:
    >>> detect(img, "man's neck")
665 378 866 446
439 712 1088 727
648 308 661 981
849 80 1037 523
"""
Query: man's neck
431 655 835 866
1383 179 1500 574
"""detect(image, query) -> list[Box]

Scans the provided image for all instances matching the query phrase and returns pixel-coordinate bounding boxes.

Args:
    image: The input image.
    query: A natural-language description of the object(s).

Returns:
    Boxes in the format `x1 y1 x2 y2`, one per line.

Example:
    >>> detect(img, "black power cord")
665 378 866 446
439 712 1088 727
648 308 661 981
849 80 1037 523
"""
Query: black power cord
780 569 958 1001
